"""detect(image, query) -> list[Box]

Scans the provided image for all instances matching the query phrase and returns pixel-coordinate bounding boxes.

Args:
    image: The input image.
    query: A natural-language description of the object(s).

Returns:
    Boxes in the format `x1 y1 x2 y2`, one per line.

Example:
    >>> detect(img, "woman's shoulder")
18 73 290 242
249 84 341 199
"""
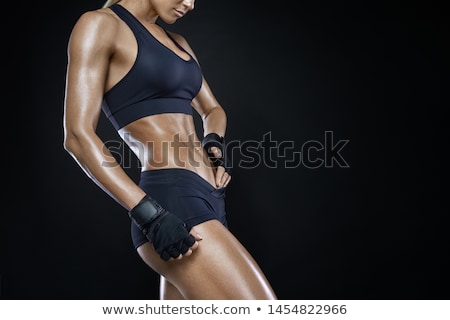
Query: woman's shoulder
69 8 120 46
72 8 119 36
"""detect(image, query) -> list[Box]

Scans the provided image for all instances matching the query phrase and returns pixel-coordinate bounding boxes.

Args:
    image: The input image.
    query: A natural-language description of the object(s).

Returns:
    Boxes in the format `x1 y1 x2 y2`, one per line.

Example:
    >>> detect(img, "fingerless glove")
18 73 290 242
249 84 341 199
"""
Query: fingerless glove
128 195 195 261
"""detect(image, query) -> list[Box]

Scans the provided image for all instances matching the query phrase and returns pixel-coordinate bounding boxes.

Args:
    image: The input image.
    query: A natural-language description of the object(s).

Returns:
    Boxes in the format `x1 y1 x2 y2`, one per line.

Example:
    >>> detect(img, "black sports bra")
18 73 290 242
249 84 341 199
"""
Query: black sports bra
102 4 203 130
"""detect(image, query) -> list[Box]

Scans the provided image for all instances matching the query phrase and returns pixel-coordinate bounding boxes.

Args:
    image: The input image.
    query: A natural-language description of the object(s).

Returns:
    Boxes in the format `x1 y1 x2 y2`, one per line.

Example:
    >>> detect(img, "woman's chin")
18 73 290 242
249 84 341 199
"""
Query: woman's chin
161 17 178 25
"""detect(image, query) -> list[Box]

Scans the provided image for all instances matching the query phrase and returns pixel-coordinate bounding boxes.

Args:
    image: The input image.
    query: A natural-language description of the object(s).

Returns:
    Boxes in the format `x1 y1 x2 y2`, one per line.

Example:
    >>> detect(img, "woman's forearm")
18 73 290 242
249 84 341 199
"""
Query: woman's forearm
63 131 145 210
202 105 227 137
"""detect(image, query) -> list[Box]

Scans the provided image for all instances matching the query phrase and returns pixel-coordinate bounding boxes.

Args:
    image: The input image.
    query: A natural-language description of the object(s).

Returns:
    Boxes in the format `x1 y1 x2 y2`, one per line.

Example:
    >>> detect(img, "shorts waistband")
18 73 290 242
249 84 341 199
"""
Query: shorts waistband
139 168 223 193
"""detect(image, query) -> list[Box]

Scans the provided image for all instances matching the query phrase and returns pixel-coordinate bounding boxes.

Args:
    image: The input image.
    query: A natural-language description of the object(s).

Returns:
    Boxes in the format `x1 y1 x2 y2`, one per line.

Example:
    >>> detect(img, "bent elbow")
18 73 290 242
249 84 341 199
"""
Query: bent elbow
202 104 227 121
63 132 79 156
63 127 88 159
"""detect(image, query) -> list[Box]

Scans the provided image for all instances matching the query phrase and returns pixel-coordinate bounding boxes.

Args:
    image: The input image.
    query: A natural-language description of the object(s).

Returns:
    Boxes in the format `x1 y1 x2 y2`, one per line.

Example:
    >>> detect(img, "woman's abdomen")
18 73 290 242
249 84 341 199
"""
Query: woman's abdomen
118 113 217 187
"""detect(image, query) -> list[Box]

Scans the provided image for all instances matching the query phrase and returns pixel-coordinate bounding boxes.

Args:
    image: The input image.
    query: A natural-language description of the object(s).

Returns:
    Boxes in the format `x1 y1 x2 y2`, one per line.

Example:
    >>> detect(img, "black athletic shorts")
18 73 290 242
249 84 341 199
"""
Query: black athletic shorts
131 168 228 249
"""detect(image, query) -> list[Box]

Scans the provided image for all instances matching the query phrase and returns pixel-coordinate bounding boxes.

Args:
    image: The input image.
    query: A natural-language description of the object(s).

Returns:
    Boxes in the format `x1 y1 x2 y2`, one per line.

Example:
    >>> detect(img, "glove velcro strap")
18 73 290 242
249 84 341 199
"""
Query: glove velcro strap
128 195 165 230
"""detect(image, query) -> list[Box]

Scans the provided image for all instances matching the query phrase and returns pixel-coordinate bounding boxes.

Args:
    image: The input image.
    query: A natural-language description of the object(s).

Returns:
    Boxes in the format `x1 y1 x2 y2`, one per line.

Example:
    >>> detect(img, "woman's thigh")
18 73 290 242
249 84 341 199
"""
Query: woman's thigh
137 219 277 300
160 276 185 300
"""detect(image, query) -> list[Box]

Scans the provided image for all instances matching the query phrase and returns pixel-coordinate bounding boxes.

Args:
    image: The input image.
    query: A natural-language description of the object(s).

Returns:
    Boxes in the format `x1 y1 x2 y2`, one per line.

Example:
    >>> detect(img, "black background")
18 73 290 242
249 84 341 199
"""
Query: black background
2 0 448 299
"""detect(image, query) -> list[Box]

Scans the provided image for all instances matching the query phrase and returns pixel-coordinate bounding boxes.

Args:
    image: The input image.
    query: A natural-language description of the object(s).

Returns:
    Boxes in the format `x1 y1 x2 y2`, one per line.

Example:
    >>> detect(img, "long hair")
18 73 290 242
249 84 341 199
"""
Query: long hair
103 0 121 8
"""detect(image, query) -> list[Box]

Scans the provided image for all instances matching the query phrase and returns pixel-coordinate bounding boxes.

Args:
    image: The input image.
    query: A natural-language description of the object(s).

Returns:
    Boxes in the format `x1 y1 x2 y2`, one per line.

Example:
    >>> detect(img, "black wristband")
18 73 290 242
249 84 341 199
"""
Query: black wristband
202 132 232 173
201 133 224 153
128 195 166 230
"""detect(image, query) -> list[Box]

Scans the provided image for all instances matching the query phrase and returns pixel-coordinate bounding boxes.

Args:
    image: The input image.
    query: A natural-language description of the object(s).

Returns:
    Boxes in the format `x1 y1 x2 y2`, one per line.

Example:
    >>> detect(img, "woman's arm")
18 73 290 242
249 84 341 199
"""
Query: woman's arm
63 11 145 210
193 78 228 138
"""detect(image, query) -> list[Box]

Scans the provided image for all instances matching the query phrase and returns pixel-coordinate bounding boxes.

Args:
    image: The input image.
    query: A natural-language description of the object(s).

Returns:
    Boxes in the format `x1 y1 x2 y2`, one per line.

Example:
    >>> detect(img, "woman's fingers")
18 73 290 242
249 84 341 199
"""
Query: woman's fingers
215 166 231 188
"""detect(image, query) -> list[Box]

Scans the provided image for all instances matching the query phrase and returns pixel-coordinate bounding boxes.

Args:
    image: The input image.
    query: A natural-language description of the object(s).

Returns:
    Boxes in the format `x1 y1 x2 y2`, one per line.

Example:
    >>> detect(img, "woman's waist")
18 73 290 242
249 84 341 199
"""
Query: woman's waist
137 143 210 170
118 126 205 167
139 167 221 192
136 144 216 187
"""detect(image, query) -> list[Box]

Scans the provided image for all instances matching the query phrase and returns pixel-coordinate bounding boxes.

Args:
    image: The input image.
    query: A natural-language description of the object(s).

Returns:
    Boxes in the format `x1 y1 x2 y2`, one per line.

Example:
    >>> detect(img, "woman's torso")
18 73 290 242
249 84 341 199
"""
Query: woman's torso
100 5 217 188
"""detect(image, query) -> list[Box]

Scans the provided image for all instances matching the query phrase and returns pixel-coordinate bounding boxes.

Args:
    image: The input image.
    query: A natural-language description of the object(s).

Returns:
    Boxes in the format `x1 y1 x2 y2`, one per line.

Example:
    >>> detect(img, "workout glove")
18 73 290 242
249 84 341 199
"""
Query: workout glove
128 195 195 261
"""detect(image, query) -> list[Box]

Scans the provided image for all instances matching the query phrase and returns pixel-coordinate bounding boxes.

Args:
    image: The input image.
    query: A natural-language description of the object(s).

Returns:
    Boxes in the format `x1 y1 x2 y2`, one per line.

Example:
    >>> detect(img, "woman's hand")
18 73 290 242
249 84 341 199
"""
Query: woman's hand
176 227 203 259
209 146 231 188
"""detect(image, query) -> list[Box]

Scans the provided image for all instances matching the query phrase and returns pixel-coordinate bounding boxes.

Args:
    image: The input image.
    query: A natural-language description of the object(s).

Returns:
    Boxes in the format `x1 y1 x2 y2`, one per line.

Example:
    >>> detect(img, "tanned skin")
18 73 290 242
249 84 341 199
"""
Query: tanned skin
63 0 277 299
